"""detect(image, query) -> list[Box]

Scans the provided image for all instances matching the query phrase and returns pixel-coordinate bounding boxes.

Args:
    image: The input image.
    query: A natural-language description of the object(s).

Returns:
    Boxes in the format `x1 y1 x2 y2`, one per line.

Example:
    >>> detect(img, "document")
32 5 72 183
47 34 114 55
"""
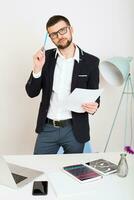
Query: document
63 88 103 113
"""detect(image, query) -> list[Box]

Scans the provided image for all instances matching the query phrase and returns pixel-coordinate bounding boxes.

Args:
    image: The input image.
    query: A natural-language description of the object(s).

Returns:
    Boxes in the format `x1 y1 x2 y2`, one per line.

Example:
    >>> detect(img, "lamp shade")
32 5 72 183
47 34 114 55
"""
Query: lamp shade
100 57 133 86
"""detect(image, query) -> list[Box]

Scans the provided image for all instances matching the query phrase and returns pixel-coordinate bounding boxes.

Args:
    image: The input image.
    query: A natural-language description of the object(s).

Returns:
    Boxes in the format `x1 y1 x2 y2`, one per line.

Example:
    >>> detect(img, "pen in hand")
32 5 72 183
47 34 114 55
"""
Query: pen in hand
33 33 47 74
41 32 48 53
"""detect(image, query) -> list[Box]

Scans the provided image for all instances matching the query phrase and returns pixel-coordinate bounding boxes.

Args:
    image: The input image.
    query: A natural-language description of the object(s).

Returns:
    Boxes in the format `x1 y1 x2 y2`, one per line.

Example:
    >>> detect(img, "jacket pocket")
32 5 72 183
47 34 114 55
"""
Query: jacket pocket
76 76 88 88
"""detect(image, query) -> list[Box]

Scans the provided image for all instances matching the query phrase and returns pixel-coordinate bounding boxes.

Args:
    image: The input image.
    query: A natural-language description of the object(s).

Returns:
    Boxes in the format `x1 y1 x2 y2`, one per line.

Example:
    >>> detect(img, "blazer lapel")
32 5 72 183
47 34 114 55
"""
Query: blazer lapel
71 48 84 92
71 60 81 92
49 52 58 92
48 47 85 93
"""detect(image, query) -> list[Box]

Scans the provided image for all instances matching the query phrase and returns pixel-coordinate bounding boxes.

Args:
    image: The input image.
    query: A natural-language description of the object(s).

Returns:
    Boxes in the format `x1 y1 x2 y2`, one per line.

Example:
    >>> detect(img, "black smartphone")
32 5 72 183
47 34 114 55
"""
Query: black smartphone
32 181 48 195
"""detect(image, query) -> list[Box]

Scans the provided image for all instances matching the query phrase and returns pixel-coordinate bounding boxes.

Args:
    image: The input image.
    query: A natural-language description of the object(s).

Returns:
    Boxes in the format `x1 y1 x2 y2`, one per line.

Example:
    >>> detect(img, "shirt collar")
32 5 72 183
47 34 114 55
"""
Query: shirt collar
55 45 80 63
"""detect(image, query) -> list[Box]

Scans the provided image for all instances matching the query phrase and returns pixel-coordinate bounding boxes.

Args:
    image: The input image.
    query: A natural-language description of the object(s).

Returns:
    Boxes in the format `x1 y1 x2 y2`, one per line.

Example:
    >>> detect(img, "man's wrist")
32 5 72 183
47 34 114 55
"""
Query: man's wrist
32 71 41 78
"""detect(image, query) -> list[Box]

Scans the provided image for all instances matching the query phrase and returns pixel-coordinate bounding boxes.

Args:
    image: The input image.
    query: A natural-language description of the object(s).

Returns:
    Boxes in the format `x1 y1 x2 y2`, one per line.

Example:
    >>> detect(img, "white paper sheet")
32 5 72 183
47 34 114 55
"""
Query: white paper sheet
63 88 103 113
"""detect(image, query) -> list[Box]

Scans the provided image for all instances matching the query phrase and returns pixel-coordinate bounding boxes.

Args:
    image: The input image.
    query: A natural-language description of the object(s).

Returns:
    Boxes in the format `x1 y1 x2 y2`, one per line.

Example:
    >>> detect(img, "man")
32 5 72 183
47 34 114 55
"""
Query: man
25 15 100 154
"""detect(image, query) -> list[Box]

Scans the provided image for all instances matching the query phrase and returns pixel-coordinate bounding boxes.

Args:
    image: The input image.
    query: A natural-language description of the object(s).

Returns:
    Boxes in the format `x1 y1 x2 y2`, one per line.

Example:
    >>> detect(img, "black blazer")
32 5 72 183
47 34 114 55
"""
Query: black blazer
25 47 100 143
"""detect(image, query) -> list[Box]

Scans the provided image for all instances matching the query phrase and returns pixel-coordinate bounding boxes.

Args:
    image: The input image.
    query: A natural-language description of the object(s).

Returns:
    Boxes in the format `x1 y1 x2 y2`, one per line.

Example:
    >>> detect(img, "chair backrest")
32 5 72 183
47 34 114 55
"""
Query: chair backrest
57 141 92 154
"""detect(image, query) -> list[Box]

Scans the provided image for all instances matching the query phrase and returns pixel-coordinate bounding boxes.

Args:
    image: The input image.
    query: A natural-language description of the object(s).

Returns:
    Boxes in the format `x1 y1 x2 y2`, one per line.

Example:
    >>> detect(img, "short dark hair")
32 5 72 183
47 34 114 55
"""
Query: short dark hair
46 15 71 30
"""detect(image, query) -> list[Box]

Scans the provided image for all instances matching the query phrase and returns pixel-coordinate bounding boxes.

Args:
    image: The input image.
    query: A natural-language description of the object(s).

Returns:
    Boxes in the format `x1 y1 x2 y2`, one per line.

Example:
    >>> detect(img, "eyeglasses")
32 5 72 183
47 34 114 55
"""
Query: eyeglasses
49 26 70 39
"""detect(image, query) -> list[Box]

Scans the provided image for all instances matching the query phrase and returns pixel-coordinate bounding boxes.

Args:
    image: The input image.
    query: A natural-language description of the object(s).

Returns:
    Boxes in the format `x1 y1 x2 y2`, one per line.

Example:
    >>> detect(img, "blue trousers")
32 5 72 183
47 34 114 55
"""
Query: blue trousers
34 123 85 154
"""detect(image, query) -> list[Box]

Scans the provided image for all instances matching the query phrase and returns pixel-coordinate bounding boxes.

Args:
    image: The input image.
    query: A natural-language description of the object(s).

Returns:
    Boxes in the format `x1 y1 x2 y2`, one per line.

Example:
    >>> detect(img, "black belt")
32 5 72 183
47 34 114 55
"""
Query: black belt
46 118 72 127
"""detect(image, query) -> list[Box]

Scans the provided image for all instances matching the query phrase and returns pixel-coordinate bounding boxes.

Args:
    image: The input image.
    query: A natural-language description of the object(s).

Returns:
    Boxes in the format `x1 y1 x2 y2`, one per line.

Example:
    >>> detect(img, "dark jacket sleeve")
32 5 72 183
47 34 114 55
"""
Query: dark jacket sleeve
25 48 56 98
87 56 100 106
25 72 42 98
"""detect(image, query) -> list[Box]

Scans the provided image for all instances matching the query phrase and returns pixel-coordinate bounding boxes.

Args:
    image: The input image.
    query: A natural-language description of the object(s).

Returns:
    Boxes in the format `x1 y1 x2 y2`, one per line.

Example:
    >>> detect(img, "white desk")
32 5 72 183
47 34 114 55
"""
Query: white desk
0 153 134 200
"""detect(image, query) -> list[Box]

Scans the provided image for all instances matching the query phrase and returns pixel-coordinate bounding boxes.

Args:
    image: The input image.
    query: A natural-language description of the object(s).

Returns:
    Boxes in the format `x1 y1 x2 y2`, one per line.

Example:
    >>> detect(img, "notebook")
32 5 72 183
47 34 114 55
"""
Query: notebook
0 156 43 189
86 159 118 175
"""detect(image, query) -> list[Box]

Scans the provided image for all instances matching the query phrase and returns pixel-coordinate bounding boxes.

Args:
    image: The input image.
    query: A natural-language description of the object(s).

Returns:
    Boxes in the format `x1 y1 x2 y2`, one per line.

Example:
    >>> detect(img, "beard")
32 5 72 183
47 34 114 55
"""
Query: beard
55 37 72 49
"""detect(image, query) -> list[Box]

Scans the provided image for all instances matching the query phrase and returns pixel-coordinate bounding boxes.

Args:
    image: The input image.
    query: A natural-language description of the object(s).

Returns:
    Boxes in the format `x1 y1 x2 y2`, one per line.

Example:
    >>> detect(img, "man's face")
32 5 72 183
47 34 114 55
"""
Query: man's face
47 20 73 49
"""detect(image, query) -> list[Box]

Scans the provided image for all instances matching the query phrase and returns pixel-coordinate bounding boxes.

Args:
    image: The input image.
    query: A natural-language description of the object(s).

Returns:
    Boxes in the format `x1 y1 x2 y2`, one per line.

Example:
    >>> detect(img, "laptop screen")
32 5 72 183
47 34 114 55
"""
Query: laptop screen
11 173 27 184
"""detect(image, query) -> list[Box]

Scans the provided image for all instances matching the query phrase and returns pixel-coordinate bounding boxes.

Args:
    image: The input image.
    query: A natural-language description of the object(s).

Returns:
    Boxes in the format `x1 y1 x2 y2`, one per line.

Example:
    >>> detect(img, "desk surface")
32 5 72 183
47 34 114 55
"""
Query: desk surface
0 153 134 200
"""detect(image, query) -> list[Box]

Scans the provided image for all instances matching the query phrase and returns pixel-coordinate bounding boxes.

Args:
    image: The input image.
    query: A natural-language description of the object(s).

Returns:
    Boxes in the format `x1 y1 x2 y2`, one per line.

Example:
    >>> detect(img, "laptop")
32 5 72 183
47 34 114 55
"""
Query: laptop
0 156 44 189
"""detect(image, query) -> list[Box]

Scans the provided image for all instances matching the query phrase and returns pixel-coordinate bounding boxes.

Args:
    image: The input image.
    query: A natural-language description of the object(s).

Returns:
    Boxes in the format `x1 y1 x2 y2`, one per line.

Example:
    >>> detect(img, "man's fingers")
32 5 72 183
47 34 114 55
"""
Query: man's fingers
34 50 44 58
81 102 98 113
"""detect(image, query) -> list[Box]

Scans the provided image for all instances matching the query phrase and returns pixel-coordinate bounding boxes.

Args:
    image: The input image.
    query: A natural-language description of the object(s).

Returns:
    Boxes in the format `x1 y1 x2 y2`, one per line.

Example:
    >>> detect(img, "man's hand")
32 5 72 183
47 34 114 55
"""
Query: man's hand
33 49 46 74
81 102 98 114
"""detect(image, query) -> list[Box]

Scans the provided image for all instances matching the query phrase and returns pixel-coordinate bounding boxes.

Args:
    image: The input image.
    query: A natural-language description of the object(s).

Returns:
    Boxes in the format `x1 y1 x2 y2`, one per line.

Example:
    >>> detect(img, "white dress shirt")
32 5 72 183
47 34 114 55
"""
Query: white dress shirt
33 46 79 120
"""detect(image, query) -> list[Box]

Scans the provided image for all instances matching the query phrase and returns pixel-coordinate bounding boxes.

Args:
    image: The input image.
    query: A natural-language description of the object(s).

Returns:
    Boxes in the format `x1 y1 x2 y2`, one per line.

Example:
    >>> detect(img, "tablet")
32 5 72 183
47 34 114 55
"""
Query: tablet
63 164 102 183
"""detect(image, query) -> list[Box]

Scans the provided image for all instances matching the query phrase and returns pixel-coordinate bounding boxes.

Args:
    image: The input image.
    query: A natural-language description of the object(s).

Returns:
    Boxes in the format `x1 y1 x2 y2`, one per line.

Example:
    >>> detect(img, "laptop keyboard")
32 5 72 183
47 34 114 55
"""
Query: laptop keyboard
11 173 27 184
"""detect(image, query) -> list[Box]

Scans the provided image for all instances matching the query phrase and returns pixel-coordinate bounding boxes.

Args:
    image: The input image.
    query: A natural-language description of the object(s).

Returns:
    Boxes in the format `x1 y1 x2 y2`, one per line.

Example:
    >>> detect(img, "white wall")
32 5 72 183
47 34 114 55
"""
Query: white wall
0 0 134 154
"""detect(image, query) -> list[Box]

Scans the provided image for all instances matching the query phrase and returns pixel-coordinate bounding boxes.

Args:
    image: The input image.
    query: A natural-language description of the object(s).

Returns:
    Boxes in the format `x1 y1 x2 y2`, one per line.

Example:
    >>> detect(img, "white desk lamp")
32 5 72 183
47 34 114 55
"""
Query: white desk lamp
100 57 134 153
